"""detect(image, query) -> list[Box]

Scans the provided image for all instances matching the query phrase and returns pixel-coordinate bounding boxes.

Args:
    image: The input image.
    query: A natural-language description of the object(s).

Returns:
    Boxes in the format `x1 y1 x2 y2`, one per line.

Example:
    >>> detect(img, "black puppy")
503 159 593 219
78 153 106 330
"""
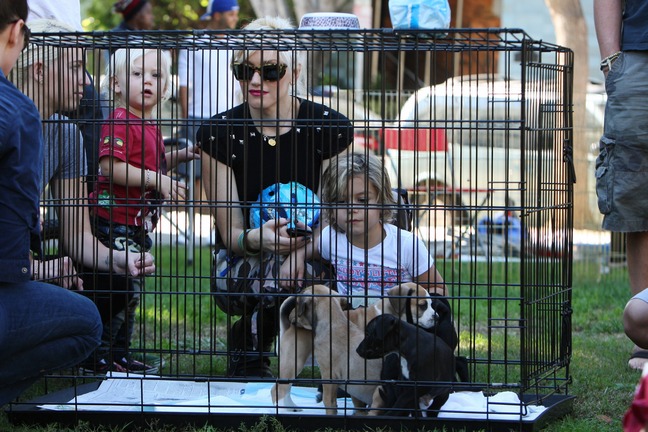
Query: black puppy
356 314 455 417
428 293 470 383
405 292 469 383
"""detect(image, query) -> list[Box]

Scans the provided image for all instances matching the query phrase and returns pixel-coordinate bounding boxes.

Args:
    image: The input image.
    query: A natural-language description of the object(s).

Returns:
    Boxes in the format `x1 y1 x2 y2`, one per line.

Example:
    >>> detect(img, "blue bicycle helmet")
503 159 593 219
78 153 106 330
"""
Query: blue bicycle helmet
249 182 321 230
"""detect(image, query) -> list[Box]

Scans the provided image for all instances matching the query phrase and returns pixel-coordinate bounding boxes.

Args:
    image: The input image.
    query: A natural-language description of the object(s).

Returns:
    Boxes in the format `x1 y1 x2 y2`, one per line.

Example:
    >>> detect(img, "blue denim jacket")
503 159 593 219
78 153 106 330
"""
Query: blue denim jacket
0 71 43 282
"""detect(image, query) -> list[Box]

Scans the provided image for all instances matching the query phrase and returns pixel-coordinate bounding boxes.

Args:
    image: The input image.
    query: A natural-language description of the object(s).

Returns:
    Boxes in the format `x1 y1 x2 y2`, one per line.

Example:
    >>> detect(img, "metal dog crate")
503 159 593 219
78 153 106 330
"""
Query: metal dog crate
7 27 573 431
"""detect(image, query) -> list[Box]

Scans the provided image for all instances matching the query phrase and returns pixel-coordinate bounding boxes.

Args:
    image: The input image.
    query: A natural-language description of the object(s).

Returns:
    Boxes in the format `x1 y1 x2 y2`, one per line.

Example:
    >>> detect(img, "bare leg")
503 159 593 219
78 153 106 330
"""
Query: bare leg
627 232 648 294
624 231 648 369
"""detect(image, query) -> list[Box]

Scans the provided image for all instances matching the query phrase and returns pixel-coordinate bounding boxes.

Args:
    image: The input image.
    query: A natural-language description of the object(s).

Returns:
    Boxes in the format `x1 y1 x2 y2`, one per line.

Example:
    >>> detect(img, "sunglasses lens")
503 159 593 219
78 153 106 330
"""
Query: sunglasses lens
262 64 288 82
232 64 253 81
260 65 279 81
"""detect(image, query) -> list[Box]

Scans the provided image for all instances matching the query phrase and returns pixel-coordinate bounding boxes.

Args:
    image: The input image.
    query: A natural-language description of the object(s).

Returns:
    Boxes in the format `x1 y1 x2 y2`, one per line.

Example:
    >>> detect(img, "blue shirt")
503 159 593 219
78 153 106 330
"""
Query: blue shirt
0 70 43 282
622 0 648 51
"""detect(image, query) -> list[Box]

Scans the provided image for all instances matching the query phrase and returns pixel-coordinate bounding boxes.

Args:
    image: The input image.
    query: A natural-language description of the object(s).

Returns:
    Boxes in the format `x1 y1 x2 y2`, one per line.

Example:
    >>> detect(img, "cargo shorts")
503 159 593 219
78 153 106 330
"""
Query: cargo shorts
596 51 648 232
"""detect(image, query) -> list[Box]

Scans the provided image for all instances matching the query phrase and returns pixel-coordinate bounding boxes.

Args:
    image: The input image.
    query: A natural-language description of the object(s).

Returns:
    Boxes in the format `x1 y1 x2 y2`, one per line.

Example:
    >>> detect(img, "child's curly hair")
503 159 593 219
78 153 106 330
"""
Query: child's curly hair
321 152 396 232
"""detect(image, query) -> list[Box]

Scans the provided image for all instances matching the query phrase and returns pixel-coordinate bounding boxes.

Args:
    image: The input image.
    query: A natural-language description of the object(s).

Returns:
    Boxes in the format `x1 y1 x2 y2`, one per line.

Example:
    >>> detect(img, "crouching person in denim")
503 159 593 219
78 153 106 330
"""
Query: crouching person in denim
0 0 101 406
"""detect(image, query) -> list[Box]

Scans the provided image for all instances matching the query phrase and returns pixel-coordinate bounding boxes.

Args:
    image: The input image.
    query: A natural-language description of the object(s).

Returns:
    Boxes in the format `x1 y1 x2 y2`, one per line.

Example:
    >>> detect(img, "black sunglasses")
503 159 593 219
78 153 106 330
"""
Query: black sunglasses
8 19 30 50
231 63 288 82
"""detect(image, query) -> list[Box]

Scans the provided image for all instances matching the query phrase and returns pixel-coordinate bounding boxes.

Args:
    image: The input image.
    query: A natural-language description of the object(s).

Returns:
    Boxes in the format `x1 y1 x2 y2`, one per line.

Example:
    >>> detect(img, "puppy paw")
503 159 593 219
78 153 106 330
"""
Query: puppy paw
277 396 302 412
280 406 303 413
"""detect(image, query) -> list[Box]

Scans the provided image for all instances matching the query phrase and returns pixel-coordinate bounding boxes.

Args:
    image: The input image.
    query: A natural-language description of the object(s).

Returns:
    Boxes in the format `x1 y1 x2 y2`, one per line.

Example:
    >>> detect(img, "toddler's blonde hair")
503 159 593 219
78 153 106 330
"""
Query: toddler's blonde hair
102 48 172 109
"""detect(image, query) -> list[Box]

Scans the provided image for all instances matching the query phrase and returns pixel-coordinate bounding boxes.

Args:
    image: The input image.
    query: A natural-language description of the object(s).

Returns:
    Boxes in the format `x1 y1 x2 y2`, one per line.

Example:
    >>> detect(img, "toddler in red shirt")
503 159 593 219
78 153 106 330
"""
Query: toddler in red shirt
86 48 199 374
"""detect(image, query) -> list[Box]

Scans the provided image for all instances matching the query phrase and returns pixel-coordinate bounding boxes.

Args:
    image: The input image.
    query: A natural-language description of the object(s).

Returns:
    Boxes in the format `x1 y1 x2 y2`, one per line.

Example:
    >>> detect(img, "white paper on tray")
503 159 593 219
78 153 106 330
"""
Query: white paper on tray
39 373 547 420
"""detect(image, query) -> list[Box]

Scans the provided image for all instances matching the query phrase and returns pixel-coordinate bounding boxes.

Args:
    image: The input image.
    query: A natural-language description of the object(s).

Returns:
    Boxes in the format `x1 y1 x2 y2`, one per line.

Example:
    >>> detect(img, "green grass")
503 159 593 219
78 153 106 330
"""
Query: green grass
0 257 639 432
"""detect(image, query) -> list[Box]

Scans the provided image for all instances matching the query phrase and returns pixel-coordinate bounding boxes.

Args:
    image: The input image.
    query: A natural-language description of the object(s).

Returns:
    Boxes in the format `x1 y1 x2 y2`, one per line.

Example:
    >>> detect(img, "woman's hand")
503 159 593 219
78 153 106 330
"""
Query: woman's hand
252 218 310 256
158 175 188 202
112 250 156 277
167 144 201 168
178 144 201 163
33 256 84 290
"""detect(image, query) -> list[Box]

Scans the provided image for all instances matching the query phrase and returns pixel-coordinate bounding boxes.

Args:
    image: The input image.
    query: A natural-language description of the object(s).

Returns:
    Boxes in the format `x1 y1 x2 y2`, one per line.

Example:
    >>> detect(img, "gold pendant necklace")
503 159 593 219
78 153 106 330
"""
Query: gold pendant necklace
260 125 280 146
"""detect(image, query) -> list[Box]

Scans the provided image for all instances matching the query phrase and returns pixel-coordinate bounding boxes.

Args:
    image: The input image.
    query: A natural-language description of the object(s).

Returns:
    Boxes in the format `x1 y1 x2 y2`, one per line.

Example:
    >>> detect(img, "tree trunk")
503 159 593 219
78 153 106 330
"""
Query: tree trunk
544 0 594 229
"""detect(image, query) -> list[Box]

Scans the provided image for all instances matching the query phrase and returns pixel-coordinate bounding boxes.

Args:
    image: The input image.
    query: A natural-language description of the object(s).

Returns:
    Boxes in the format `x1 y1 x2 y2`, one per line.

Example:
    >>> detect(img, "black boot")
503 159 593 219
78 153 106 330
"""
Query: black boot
227 306 276 378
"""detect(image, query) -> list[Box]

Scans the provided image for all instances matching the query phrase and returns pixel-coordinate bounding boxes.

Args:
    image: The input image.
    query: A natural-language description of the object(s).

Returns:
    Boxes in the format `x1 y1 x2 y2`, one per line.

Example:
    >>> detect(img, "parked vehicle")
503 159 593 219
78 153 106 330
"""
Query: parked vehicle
374 76 605 255
371 77 527 252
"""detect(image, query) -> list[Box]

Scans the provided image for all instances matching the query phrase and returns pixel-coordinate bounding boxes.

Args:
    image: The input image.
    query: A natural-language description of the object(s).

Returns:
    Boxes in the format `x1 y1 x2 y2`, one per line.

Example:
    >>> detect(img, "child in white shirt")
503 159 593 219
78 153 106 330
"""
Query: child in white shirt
281 152 446 307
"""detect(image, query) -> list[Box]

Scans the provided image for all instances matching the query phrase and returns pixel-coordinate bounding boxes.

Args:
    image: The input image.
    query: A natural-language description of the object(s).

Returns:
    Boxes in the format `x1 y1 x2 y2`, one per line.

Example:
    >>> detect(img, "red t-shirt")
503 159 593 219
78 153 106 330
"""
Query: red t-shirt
91 108 167 231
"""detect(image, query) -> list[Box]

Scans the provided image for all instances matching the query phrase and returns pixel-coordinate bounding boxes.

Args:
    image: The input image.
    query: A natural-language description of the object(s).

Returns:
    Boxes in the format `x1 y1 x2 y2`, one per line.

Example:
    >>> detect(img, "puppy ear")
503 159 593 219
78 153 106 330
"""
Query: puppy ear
387 285 407 314
430 293 452 319
387 314 400 331
339 297 350 310
296 296 307 317
375 314 397 337
295 295 314 330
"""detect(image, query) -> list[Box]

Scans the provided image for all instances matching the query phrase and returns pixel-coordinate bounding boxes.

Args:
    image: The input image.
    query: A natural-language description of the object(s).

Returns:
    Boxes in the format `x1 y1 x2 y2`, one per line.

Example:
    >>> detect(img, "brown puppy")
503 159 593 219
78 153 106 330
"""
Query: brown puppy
271 285 382 414
271 283 437 412
347 282 437 330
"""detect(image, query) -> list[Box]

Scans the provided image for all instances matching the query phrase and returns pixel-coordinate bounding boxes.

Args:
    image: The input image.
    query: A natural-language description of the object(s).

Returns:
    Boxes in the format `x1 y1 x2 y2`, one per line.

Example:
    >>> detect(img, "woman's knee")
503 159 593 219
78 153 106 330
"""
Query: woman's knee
211 288 251 316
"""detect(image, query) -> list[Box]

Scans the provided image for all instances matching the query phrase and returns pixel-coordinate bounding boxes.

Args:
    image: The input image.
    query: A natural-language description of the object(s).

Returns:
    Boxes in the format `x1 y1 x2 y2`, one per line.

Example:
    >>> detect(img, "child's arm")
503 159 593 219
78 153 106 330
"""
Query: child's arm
99 157 188 201
414 267 447 296
409 229 447 296
165 144 201 170
279 237 321 290
52 176 156 276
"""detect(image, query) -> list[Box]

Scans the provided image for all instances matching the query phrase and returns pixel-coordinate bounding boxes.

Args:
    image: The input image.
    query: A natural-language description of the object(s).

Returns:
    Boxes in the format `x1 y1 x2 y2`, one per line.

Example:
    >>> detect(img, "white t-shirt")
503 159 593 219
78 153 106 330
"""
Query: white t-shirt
177 36 238 119
28 1 83 31
320 223 434 308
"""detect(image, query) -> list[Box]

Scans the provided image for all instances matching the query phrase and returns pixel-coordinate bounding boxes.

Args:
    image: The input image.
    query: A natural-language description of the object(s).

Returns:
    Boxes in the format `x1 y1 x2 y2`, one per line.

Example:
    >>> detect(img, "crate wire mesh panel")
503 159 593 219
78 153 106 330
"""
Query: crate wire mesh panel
5 27 573 431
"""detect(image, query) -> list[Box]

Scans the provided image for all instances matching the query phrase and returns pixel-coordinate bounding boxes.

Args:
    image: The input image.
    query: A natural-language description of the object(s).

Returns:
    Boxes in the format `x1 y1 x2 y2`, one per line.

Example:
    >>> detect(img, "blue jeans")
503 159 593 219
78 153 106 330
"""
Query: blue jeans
0 280 102 406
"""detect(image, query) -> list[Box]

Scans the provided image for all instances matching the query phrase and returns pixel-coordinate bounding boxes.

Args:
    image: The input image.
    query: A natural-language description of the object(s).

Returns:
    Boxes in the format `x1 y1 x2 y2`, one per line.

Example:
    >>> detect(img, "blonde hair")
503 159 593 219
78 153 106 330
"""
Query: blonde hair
233 16 307 96
321 152 396 232
102 48 172 109
12 19 77 88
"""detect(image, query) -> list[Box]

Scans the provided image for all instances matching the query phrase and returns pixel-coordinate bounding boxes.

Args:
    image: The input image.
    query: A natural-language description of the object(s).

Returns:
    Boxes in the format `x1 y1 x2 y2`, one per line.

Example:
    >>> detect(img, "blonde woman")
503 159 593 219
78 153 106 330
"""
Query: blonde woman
197 16 354 378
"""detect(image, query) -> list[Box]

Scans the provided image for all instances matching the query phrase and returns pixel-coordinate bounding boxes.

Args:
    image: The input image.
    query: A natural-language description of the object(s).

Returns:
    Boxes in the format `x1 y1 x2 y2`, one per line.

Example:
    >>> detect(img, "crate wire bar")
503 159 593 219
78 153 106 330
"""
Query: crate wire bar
5 27 573 431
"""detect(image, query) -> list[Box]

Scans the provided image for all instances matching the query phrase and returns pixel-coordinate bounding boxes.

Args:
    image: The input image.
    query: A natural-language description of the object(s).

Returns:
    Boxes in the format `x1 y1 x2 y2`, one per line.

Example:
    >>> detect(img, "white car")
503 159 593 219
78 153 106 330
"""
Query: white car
380 77 604 255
